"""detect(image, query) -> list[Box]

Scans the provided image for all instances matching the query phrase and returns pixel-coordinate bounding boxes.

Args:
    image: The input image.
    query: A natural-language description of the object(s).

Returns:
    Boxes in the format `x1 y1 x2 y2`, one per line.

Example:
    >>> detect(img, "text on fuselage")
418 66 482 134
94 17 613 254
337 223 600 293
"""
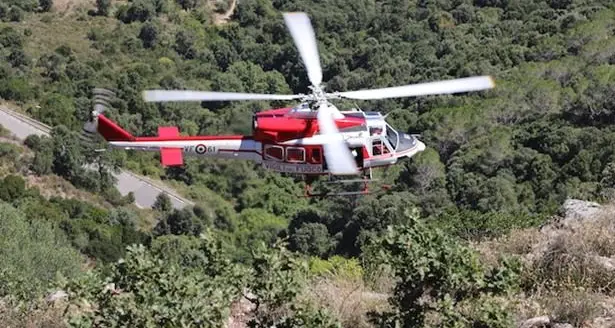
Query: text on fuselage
262 161 323 173
184 144 218 154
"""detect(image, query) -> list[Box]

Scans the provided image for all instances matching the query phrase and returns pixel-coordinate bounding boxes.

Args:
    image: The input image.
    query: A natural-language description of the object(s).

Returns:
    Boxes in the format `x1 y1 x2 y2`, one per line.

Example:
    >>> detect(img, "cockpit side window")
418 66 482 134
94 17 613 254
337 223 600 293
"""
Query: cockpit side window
385 124 399 150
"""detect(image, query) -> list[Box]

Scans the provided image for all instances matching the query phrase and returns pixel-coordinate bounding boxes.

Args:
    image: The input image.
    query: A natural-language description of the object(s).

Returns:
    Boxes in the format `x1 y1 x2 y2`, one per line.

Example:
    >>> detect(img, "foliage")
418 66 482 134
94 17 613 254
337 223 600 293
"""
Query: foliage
63 233 341 328
64 238 246 327
0 202 83 301
0 174 26 202
0 144 150 264
308 255 364 281
246 240 341 328
363 208 521 327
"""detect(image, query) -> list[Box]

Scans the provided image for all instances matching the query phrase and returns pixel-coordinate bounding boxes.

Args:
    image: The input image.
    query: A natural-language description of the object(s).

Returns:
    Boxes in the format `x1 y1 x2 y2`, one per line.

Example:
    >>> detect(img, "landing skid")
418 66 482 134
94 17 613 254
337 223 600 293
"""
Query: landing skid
302 169 391 198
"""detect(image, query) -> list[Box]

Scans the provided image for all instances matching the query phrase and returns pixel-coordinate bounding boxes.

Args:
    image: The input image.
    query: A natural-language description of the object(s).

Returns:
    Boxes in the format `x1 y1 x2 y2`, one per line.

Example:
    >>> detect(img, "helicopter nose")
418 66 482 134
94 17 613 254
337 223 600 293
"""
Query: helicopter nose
416 140 426 152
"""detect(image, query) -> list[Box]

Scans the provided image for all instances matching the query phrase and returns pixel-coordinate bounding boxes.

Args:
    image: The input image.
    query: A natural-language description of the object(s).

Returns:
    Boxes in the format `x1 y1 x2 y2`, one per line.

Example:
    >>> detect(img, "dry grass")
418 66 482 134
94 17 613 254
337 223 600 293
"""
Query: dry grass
13 10 114 62
0 298 68 328
509 287 608 327
301 277 390 328
25 174 112 207
210 0 237 25
473 204 615 326
52 0 95 13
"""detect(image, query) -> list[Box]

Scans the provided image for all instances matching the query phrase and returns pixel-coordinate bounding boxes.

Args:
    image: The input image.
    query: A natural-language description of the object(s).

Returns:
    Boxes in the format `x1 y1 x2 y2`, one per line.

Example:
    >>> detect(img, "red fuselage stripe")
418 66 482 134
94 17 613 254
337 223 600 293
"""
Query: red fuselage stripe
135 135 250 141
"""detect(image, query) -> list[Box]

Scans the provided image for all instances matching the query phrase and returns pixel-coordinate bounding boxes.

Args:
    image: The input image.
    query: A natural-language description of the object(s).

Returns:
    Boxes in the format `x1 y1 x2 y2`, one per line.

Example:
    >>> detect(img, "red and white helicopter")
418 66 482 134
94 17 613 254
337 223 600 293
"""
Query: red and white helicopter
83 12 495 197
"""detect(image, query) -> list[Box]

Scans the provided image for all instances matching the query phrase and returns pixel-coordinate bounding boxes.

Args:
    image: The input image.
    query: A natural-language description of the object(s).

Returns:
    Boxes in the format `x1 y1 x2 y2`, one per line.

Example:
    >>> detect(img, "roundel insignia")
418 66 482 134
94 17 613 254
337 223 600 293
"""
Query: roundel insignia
195 144 206 154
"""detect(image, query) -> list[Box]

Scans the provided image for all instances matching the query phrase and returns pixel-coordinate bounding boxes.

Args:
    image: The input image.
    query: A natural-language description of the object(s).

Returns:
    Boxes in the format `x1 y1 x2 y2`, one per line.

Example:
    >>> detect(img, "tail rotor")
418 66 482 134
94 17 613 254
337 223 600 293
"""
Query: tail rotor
81 88 117 146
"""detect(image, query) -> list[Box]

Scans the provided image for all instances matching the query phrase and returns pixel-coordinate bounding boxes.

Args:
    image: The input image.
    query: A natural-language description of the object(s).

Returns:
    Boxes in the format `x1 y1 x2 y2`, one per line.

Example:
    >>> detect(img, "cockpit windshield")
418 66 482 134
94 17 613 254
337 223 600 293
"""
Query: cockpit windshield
385 124 399 150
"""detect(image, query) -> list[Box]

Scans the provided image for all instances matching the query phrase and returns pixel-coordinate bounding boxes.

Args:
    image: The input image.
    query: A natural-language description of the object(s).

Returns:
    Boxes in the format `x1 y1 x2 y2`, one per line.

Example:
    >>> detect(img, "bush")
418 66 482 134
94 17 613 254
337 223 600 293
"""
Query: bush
63 233 247 327
0 78 34 102
362 208 521 327
8 6 23 22
96 0 110 16
0 124 9 137
39 0 53 12
0 175 26 202
246 240 342 328
0 143 19 161
0 202 83 301
308 255 363 281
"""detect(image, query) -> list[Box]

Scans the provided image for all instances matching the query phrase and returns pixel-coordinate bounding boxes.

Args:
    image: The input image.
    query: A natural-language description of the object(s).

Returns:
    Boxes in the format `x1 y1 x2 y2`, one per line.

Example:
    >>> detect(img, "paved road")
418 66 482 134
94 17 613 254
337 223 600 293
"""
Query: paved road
0 106 193 210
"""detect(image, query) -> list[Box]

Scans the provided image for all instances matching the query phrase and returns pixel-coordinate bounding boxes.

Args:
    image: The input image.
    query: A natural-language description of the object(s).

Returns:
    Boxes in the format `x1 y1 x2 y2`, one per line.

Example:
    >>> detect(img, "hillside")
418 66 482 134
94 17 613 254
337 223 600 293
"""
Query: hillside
2 0 615 327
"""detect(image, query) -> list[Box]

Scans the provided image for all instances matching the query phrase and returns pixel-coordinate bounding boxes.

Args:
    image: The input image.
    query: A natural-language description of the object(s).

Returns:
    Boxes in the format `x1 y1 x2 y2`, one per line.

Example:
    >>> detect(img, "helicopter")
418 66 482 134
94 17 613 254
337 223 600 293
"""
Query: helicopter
83 12 495 197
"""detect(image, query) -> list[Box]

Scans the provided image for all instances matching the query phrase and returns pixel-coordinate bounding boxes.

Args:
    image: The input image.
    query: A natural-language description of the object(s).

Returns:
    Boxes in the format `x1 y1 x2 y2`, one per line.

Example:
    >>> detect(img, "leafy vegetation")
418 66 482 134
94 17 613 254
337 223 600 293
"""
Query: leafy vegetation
1 0 615 326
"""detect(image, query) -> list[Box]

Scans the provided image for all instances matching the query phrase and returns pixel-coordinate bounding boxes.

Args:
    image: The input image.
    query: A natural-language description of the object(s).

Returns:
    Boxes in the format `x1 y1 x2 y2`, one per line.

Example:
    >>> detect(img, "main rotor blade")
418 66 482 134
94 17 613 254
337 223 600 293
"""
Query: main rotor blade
142 90 303 102
283 12 323 87
317 103 358 175
337 76 495 100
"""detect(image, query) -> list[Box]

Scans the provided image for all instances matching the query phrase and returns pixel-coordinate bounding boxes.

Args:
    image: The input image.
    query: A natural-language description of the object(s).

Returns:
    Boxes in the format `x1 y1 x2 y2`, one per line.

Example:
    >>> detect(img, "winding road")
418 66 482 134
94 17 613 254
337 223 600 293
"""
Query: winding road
0 105 193 210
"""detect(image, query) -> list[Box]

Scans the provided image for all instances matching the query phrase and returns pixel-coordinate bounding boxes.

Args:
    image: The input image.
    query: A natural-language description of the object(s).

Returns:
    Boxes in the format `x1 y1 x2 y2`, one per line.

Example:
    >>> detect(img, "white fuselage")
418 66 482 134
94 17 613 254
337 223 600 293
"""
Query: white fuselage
108 130 426 175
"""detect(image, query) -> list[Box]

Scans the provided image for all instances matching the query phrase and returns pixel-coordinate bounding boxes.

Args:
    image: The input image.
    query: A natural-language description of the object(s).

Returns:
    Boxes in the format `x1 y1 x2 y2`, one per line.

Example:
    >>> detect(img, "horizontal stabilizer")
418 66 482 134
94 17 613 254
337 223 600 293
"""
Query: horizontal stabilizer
160 148 183 166
158 127 183 166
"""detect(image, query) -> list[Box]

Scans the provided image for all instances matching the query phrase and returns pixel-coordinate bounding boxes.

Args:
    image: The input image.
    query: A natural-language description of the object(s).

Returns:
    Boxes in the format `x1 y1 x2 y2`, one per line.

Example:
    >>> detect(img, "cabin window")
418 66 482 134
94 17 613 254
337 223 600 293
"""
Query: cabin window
264 145 284 161
286 147 305 163
372 138 391 156
310 148 321 163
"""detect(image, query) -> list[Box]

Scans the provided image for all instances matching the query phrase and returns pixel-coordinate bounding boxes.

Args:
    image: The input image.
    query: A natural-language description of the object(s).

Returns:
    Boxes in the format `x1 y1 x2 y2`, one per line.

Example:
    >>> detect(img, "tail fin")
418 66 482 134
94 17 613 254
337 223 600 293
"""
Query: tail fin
82 88 135 142
83 88 183 167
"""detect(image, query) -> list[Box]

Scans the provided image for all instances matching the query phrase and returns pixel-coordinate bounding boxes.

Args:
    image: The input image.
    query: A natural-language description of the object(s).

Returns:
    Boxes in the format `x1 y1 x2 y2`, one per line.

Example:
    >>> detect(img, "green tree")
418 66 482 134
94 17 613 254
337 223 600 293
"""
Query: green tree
0 3 8 20
138 21 158 48
107 207 138 227
8 6 23 22
117 0 155 23
176 0 199 10
153 192 172 212
289 222 332 258
96 0 110 16
30 139 54 175
38 93 77 128
0 26 23 48
51 126 84 181
174 30 196 59
39 0 53 12
154 207 203 236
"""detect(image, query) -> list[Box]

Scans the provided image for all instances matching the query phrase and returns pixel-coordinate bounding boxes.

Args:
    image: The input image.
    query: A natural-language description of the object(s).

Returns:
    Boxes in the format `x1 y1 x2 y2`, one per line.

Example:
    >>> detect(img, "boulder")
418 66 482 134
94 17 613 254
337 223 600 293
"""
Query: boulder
560 198 603 224
45 290 68 303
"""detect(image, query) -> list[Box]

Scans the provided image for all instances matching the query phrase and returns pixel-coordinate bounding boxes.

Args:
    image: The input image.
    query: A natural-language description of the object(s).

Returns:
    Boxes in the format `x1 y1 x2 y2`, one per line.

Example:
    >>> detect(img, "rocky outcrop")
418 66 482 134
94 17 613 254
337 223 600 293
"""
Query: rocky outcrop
513 199 615 328
560 198 604 225
540 198 606 233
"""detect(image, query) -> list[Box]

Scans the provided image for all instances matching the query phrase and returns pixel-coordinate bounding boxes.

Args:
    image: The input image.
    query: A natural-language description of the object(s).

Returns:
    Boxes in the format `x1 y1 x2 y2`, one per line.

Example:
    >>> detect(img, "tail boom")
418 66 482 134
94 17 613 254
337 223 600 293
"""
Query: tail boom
88 114 261 167
108 137 262 166
97 114 135 141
